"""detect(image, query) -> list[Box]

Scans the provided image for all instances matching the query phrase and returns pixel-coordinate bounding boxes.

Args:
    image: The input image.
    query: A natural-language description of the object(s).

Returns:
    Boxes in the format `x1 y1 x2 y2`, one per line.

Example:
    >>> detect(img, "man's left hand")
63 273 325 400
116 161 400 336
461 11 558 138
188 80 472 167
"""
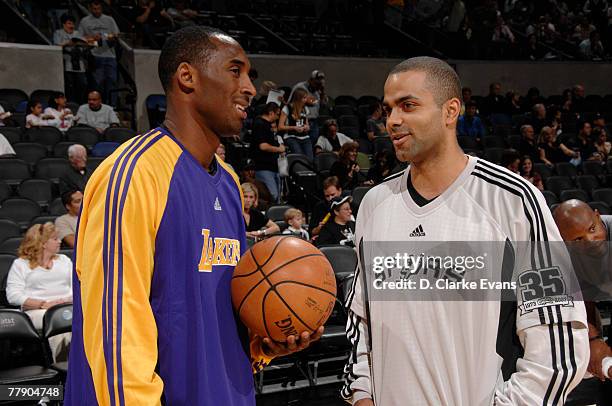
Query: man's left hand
256 326 324 357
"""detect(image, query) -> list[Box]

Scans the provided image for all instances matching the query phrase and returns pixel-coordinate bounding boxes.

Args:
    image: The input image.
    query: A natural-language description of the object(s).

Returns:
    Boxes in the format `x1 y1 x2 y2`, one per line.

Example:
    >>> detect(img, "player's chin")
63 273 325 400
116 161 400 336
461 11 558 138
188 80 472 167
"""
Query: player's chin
218 121 244 138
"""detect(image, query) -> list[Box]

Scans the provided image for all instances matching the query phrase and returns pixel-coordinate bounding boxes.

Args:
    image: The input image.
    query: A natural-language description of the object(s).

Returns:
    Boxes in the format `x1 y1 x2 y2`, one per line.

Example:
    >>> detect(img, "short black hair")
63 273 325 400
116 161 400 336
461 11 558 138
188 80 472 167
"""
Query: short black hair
90 0 103 6
388 56 461 106
62 190 78 207
261 102 280 116
369 101 381 115
60 13 75 25
48 91 65 110
158 26 228 92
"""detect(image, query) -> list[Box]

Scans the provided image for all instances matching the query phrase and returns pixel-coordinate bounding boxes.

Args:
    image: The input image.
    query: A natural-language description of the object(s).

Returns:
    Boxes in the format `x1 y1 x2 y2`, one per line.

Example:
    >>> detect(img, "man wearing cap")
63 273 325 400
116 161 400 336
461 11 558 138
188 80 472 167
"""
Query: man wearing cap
315 195 355 247
290 70 330 147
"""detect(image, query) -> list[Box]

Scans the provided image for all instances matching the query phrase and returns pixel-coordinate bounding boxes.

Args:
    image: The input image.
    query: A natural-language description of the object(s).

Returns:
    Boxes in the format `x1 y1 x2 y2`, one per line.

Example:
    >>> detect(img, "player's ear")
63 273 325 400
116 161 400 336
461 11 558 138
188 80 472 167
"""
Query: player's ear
176 62 196 93
444 97 461 127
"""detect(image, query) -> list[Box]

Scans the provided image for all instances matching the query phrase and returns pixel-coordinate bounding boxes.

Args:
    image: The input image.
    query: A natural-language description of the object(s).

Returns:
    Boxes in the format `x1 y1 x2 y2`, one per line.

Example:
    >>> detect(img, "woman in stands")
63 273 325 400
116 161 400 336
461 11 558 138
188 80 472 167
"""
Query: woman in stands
520 155 544 191
592 126 611 161
241 182 279 243
314 118 352 155
44 91 75 132
330 141 361 190
538 126 576 167
6 222 72 361
278 87 312 160
25 100 61 129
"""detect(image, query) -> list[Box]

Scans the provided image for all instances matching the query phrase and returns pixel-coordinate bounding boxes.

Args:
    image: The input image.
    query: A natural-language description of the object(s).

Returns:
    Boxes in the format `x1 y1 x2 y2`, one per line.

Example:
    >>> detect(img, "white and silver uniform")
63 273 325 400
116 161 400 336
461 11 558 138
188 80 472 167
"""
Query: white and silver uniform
342 156 588 406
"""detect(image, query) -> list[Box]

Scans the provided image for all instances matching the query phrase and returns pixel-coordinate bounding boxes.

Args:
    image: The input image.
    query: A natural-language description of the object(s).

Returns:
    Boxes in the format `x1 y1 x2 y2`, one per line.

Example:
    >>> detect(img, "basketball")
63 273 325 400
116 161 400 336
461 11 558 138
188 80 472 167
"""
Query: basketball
231 236 337 342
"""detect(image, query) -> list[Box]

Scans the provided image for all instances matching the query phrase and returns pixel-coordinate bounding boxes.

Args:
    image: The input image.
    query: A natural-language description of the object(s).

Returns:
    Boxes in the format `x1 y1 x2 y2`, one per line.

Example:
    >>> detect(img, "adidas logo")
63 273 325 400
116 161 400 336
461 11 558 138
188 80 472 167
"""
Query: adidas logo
214 197 222 211
409 225 425 237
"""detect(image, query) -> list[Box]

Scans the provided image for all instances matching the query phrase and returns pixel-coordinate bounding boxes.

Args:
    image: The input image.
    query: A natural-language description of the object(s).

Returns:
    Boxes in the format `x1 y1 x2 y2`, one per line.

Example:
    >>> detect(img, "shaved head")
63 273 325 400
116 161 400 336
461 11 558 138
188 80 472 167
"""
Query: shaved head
388 56 461 106
553 199 606 243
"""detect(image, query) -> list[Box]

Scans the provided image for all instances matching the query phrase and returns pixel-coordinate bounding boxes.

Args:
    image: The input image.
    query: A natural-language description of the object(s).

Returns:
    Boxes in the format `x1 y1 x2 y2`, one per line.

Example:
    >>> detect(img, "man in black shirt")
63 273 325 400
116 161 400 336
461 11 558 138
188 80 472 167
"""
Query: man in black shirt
309 176 343 237
251 102 284 203
518 124 540 162
60 143 90 195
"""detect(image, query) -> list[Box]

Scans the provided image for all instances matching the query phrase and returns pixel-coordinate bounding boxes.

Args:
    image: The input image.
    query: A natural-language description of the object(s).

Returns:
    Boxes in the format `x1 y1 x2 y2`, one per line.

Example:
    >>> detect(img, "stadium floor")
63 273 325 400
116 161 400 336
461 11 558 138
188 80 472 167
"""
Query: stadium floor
257 382 346 406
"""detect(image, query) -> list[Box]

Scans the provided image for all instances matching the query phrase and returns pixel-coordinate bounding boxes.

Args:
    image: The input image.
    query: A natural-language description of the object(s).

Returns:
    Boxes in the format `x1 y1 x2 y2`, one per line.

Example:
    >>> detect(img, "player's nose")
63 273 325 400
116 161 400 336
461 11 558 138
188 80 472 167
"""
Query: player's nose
241 75 256 99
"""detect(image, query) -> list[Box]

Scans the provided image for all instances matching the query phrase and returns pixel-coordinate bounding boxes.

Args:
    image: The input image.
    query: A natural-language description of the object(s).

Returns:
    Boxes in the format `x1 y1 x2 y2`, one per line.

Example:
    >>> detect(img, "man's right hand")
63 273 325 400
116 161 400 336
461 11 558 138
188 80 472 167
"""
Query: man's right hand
354 399 374 406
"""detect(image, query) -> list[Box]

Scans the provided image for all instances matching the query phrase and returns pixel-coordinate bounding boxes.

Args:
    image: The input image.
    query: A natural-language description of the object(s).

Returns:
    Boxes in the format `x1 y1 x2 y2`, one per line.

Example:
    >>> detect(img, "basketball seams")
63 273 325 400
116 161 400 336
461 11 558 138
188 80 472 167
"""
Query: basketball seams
272 280 337 298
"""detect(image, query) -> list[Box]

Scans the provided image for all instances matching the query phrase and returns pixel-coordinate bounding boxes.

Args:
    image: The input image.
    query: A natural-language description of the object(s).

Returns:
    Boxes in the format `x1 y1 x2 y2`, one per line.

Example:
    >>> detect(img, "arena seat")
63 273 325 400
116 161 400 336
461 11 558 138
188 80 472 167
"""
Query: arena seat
545 176 574 198
0 89 28 111
0 127 23 144
319 245 357 281
266 205 294 222
540 190 559 206
42 303 73 381
0 159 31 185
105 127 136 144
91 142 120 157
25 127 62 150
483 147 505 164
30 216 58 226
0 198 41 229
66 127 99 149
49 198 67 216
314 152 338 174
52 141 76 158
0 253 16 307
0 237 22 255
338 115 359 129
588 201 611 215
18 179 53 209
341 126 360 139
506 134 521 150
334 95 358 108
533 163 553 180
351 186 371 213
560 189 588 202
458 136 479 150
29 89 58 106
591 188 612 207
333 105 356 118
555 162 578 178
35 158 70 184
575 175 599 198
86 157 105 172
0 181 11 202
582 160 605 177
0 219 20 245
373 136 393 154
482 136 506 149
13 142 47 166
145 94 167 128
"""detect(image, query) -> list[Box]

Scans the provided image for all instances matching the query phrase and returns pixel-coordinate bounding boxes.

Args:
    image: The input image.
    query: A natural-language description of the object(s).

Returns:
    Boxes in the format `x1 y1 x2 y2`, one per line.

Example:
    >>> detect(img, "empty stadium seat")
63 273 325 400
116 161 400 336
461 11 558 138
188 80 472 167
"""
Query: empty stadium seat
588 201 611 215
533 163 553 180
334 95 358 108
25 127 62 149
0 89 28 111
338 115 359 129
0 181 11 202
52 141 76 158
86 156 105 172
266 205 294 222
357 95 380 107
0 127 23 144
42 303 73 380
145 94 166 128
18 179 53 208
545 176 574 198
540 190 559 206
319 245 357 282
314 152 338 174
341 126 360 139
555 162 577 178
35 158 70 183
66 127 99 148
591 188 612 206
0 309 60 386
0 237 22 255
483 148 505 164
0 253 16 307
333 105 355 118
105 127 136 143
287 153 312 172
351 186 371 213
13 142 47 165
91 142 120 157
576 175 599 197
559 189 588 202
458 136 479 150
506 134 521 150
49 198 67 216
0 198 41 228
482 136 505 149
0 219 20 244
0 159 30 185
582 160 605 177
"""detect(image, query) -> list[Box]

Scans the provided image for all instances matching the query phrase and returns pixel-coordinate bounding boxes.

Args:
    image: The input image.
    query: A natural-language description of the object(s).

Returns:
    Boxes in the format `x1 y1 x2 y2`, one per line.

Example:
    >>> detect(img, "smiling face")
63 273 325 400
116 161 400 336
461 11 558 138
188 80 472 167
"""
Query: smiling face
184 36 256 137
383 70 448 163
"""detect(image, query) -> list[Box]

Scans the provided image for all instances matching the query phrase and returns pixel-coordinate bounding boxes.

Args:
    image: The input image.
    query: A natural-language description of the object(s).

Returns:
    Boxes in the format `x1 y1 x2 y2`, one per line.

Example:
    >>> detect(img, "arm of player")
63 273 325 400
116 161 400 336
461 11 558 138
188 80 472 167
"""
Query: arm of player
494 322 588 405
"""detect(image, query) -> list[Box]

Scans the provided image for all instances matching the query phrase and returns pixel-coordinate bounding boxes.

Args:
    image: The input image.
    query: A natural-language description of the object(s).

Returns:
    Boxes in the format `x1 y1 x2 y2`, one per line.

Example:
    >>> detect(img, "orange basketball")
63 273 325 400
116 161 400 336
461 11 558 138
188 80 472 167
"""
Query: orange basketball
231 236 337 342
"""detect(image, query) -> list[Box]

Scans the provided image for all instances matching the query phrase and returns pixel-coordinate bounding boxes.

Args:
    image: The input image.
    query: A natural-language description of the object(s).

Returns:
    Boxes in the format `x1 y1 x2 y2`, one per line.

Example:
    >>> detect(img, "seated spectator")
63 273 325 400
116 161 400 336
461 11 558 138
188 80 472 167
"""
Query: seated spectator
579 30 605 60
592 127 611 161
366 102 388 142
573 16 596 43
251 102 283 203
241 182 280 241
492 15 515 44
60 144 90 194
315 195 355 247
309 176 343 237
538 126 576 166
6 222 72 361
330 141 361 190
26 100 61 128
76 91 120 133
502 150 521 174
281 208 309 240
239 159 272 211
592 113 606 130
520 156 544 191
571 121 597 162
55 190 83 248
457 101 485 140
165 0 198 27
44 92 75 132
523 34 546 61
518 124 540 161
215 143 234 172
0 132 16 156
315 119 352 155
0 103 12 126
134 0 171 48
547 106 564 136
53 14 88 104
505 90 522 116
279 88 312 160
527 103 547 134
481 82 505 116
367 150 396 185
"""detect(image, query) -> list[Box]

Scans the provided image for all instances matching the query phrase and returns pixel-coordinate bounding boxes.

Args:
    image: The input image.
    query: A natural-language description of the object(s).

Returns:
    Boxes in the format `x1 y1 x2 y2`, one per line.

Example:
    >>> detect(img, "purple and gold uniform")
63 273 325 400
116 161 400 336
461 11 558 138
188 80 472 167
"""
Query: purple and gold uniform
65 128 270 405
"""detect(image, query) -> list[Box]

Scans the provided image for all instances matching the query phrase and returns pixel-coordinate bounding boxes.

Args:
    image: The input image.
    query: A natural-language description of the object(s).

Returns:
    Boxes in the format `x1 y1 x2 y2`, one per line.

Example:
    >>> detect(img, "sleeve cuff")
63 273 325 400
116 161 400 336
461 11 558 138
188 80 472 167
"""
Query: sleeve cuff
352 390 372 404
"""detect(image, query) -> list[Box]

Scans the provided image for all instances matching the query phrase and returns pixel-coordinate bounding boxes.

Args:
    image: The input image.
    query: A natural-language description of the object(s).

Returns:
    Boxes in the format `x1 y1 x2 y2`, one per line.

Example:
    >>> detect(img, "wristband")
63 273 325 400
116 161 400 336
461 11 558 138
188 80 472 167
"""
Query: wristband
603 356 612 379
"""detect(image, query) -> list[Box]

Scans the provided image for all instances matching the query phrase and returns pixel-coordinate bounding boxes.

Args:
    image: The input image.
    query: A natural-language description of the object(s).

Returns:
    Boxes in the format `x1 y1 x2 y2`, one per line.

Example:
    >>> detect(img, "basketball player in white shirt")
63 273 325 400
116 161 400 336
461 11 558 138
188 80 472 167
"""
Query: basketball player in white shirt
342 57 589 405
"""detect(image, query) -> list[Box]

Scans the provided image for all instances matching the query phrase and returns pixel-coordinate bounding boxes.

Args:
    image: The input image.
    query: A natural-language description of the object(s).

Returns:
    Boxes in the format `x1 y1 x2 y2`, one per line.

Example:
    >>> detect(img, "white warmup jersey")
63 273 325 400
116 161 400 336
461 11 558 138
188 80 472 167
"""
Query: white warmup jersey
342 156 589 406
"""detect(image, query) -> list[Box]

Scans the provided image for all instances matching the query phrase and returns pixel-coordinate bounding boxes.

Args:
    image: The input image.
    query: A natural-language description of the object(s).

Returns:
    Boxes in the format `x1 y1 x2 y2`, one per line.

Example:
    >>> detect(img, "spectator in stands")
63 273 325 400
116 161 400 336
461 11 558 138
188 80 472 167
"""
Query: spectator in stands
0 132 16 156
505 90 523 116
520 156 544 190
574 120 597 161
6 222 72 361
164 0 199 27
55 190 83 248
241 182 280 241
366 102 388 142
134 0 172 48
573 16 597 42
25 101 61 129
481 82 505 116
502 150 521 174
78 0 120 104
492 15 515 46
457 100 485 140
53 14 88 104
330 141 360 190
76 91 120 133
315 195 355 247
572 84 587 113
579 30 605 59
548 106 564 135
315 118 351 155
44 92 75 133
60 144 90 195
523 33 546 60
460 87 473 116
215 143 234 172
518 124 540 161
592 126 611 161
279 88 312 160
367 150 396 185
592 113 607 130
0 104 12 126
239 159 272 211
538 126 576 166
254 81 280 106
309 176 343 237
251 102 283 203
528 103 547 133
291 70 329 146
281 208 309 240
